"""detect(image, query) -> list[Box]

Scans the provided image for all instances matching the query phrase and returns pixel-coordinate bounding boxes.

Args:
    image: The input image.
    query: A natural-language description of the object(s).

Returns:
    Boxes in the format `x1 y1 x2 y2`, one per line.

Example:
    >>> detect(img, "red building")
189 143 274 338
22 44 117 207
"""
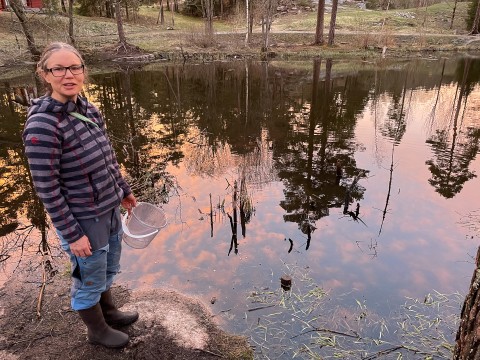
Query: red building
0 0 43 11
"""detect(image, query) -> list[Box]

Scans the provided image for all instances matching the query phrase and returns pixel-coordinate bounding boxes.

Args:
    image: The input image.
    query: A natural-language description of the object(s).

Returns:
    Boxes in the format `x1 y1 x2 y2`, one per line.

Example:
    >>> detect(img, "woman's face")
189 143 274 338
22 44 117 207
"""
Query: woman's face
42 49 85 103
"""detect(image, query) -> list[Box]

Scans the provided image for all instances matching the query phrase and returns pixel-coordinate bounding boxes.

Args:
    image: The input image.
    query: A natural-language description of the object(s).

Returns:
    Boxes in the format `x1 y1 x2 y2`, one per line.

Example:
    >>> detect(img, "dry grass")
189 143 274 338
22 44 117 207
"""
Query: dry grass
239 262 462 359
271 1 470 35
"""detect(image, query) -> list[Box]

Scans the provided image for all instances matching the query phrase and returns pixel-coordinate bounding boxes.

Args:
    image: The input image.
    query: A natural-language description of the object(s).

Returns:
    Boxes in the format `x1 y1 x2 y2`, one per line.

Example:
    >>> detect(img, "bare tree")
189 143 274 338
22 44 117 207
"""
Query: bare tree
60 0 67 13
449 0 458 29
115 0 128 48
157 0 165 25
202 0 214 37
261 0 277 51
8 0 40 58
170 1 175 27
327 0 338 46
314 0 325 45
422 0 429 27
245 0 250 45
470 0 480 35
381 0 391 29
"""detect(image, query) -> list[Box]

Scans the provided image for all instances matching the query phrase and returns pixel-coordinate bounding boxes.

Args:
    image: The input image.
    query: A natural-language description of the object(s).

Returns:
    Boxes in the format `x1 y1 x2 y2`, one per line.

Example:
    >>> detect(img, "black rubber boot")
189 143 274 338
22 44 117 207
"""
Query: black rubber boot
100 289 139 327
78 303 129 348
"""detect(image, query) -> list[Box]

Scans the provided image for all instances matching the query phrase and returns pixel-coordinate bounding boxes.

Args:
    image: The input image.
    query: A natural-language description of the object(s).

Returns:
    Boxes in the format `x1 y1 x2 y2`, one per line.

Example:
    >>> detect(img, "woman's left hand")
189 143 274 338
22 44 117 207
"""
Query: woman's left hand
121 193 137 215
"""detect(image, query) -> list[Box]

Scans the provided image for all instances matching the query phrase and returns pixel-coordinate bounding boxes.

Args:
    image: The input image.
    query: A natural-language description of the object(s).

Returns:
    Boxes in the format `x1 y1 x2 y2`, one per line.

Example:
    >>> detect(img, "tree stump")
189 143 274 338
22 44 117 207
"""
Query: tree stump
281 275 292 291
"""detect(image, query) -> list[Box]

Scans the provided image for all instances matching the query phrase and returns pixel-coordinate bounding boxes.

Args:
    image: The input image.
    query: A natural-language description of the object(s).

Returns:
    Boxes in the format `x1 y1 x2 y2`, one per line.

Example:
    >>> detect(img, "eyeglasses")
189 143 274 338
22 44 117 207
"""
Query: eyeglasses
46 64 85 77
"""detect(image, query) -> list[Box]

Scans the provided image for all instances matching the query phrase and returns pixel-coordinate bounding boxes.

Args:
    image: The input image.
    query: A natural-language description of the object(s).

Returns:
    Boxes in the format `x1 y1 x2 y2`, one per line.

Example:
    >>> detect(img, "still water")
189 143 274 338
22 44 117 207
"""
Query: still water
1 57 480 358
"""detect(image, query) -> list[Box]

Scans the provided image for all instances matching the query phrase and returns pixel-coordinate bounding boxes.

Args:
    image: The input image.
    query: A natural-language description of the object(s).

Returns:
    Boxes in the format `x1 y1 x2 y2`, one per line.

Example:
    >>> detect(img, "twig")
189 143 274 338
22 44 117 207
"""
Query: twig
210 193 213 238
287 238 293 253
36 266 47 318
290 327 360 340
363 346 403 360
194 348 225 358
212 308 232 317
248 304 276 312
36 253 49 318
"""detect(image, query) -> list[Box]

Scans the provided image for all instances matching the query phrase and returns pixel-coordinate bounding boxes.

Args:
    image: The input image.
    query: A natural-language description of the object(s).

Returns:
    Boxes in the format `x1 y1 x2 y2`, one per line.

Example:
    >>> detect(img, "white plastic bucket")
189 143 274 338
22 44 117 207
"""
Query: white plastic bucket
122 202 167 249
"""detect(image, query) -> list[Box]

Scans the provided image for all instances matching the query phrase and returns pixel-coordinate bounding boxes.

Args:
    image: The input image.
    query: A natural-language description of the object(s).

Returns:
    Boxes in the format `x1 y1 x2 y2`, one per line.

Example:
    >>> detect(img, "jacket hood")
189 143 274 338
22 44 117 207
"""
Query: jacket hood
28 95 88 118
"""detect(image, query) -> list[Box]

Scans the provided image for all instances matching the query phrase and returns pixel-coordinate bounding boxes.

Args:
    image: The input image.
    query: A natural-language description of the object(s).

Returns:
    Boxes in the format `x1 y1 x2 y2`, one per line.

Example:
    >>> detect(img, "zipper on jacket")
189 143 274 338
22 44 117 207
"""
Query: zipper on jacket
88 173 100 203
65 113 88 150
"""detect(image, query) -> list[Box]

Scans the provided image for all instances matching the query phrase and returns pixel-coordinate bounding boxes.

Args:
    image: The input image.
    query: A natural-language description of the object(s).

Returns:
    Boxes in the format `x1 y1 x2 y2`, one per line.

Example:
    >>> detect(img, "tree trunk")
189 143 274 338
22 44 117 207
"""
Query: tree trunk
261 0 275 51
157 0 161 24
327 0 338 46
106 0 113 18
157 0 165 25
422 0 428 27
245 0 250 45
249 10 254 34
454 245 480 358
68 0 75 45
381 0 391 29
115 0 127 46
203 0 214 37
60 0 67 13
314 0 325 45
449 0 458 29
470 0 480 35
8 0 40 58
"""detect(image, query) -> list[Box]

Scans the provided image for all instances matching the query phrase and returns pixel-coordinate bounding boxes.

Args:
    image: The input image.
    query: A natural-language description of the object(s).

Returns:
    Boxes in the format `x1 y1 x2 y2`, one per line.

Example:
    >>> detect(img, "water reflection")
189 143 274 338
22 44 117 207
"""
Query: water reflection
425 59 480 199
1 57 480 358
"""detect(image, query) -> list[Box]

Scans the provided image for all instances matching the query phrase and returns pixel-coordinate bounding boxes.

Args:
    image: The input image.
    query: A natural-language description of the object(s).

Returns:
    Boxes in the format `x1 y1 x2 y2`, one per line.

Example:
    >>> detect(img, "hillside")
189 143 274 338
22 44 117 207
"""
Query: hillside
0 1 479 65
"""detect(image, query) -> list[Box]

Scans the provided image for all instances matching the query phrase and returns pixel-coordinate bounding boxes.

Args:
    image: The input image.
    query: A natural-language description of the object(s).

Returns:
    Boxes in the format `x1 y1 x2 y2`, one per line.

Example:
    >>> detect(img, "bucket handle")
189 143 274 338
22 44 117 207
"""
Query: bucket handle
121 213 159 239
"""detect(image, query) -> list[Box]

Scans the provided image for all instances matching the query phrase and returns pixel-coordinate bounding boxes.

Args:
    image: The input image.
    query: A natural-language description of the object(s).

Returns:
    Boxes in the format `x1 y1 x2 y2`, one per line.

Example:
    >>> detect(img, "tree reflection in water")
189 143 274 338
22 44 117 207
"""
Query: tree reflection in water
425 58 480 199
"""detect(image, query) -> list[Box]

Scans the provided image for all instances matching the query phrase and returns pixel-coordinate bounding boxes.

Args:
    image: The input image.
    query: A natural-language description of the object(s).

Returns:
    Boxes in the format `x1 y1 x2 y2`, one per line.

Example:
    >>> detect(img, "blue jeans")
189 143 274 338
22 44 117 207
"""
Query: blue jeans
58 215 123 310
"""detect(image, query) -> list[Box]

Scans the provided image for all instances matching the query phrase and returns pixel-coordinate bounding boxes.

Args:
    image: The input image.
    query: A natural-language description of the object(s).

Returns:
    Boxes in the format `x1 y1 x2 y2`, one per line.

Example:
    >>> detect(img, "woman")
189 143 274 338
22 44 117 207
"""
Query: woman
23 42 138 348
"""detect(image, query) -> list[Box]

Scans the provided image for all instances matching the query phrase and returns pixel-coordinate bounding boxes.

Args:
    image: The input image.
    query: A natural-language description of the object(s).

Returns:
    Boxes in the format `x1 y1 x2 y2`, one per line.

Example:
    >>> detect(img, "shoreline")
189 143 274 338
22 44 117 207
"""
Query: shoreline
2 31 480 70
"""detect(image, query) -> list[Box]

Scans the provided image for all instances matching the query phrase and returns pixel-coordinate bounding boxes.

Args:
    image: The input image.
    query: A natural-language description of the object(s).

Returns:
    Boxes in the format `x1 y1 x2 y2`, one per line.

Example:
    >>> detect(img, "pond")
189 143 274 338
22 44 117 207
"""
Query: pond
1 57 480 358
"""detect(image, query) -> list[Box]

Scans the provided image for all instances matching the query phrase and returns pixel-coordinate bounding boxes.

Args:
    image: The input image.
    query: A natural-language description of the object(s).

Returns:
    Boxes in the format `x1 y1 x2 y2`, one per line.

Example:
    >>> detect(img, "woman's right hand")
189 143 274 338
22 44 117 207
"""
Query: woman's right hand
69 235 92 257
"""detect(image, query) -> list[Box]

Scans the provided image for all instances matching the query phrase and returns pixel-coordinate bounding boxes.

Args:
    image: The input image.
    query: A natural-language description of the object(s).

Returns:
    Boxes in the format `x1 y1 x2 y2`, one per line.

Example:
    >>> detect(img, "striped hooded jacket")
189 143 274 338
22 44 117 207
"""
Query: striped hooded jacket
23 95 132 244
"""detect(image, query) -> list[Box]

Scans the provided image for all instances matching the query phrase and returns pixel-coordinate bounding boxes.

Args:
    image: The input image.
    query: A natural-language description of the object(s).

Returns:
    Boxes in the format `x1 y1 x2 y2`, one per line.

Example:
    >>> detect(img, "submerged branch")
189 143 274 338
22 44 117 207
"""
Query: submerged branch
379 142 395 236
291 327 360 340
362 346 403 359
247 304 276 312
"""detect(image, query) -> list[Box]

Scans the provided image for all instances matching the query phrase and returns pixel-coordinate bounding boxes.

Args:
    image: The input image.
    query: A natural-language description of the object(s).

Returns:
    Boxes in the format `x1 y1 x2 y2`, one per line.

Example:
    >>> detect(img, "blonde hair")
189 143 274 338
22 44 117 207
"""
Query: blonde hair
36 42 87 95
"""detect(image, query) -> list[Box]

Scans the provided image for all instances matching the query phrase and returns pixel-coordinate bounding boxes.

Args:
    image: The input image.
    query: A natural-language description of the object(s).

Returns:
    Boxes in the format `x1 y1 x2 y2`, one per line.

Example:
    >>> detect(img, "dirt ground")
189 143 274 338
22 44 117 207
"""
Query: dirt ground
0 263 253 360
